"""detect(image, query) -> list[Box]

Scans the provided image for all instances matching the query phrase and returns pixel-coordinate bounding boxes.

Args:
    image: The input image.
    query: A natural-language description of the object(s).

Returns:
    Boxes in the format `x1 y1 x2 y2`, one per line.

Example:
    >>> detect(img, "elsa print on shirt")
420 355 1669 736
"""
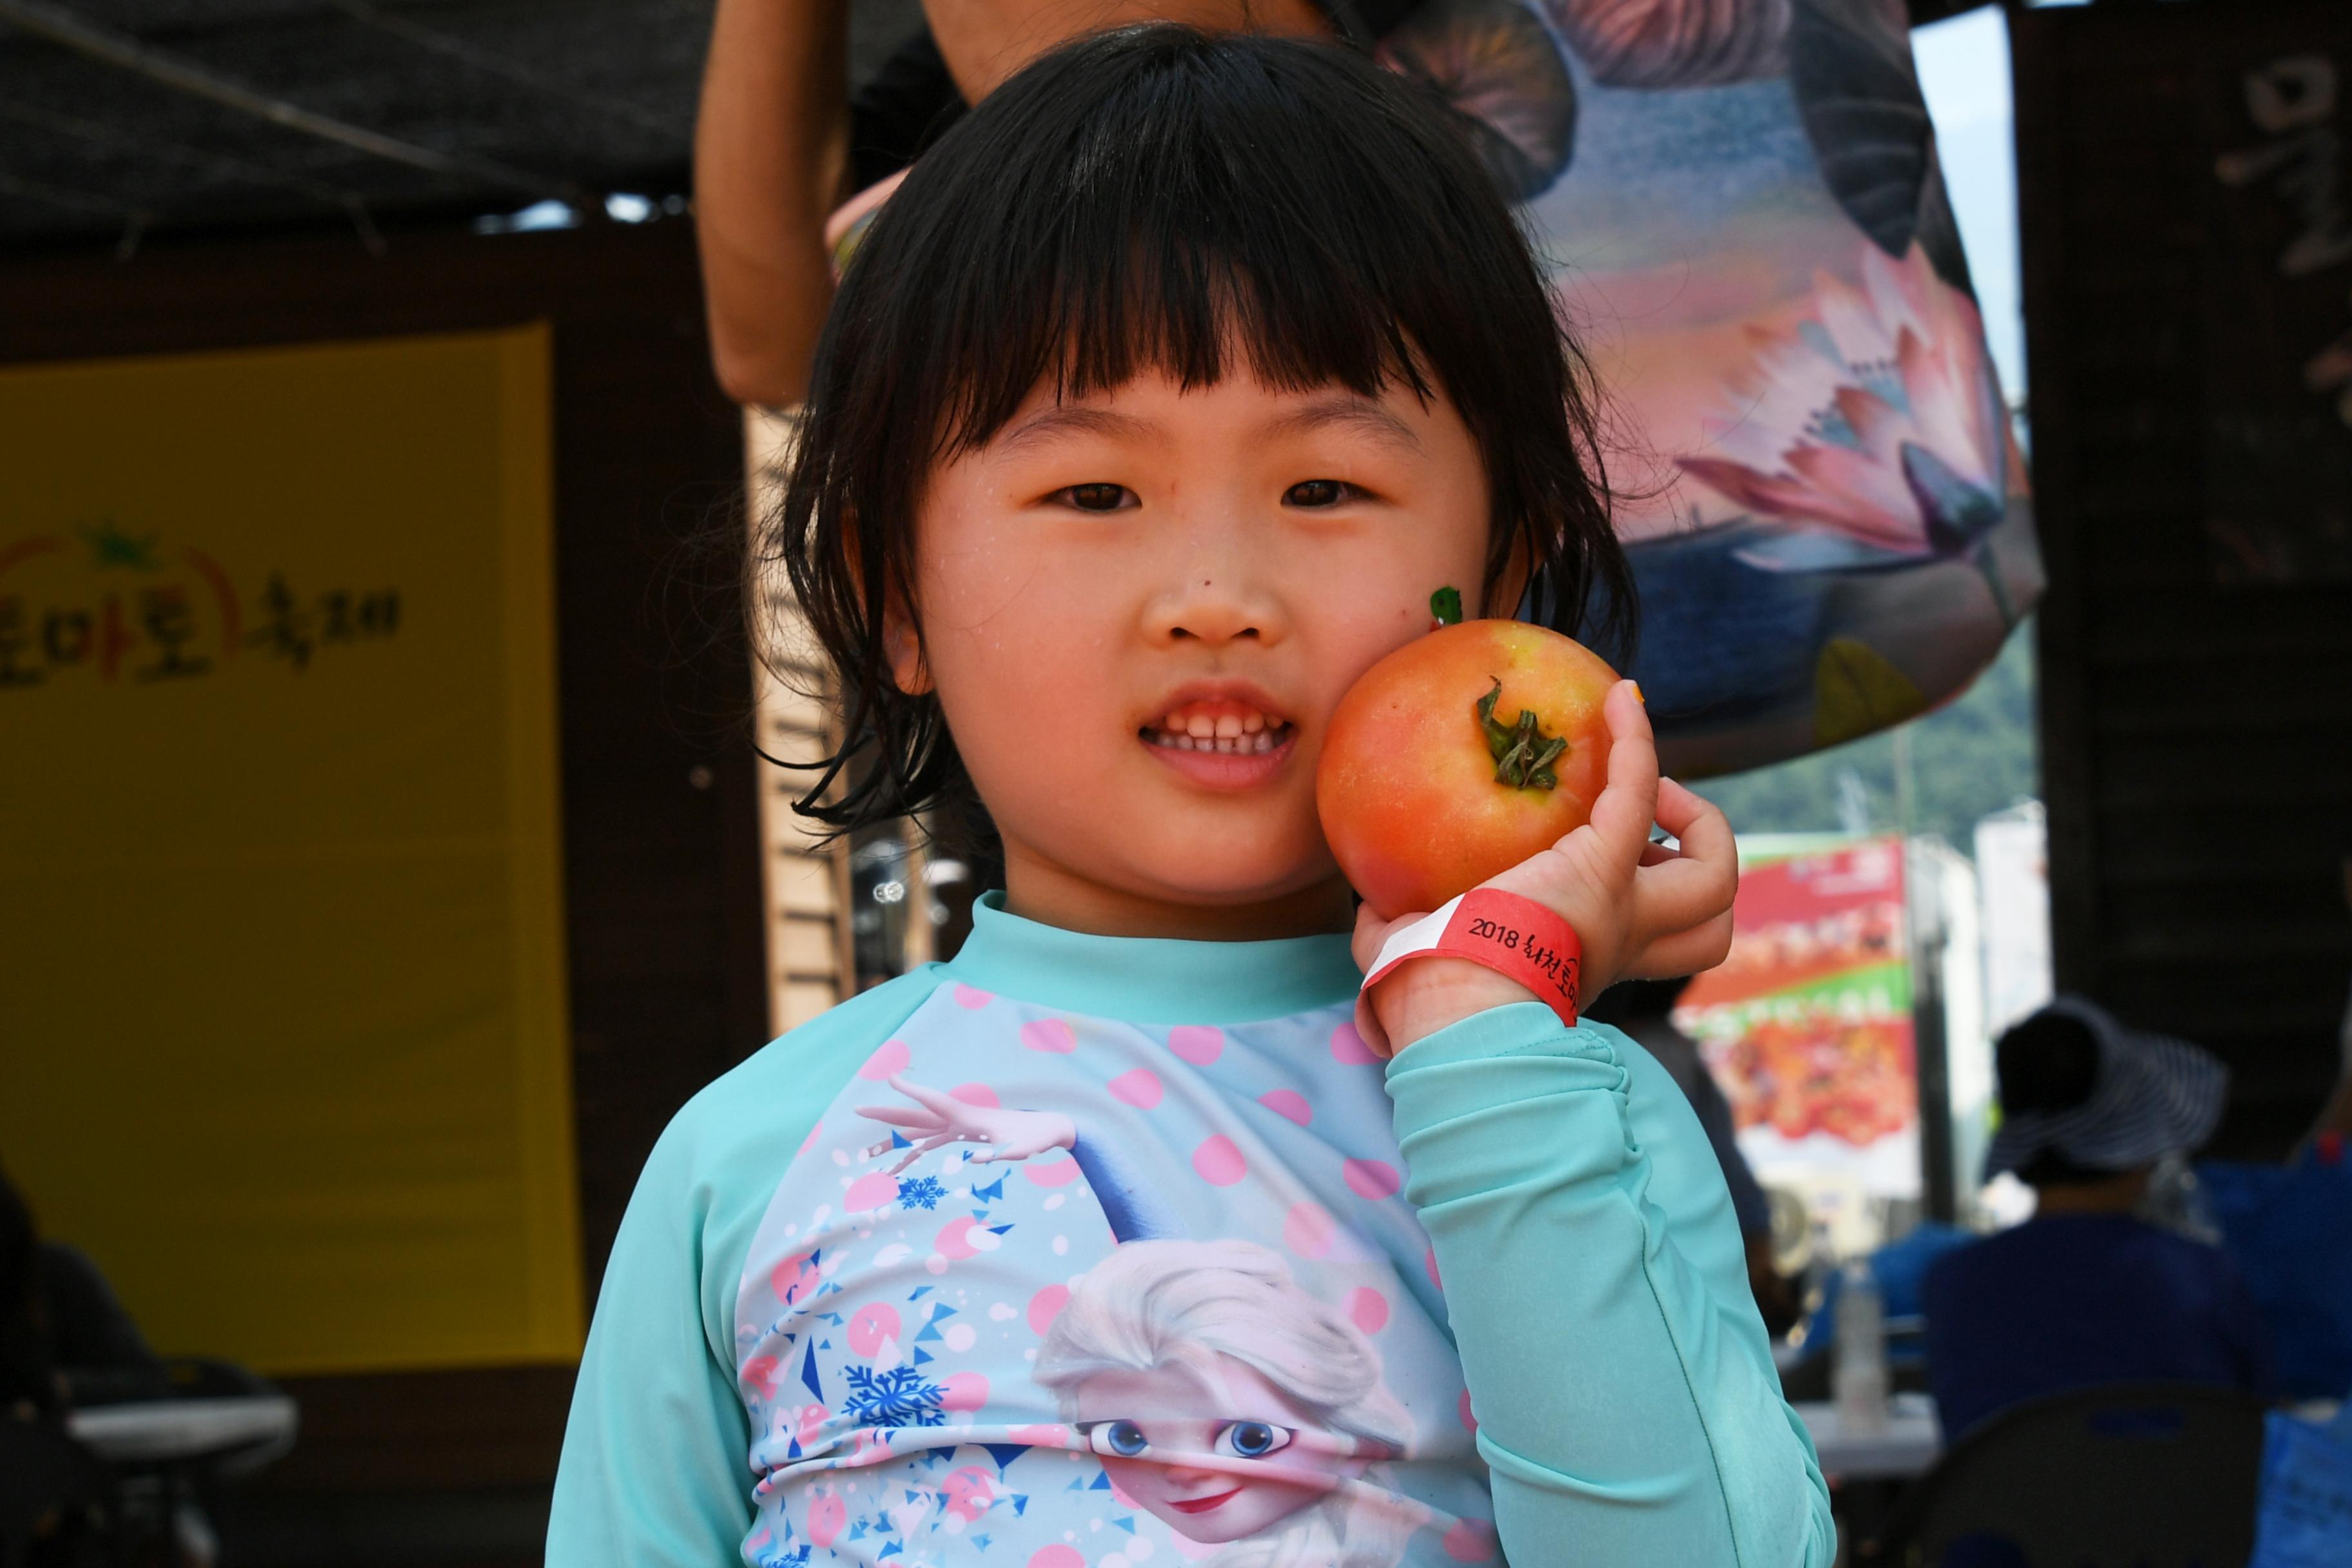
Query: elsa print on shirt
856 1076 1429 1567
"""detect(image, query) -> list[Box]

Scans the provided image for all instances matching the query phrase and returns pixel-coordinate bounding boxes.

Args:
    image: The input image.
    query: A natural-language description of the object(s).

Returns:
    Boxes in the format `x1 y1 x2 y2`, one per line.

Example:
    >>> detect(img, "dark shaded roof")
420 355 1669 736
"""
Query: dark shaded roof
0 0 923 251
1 0 1980 254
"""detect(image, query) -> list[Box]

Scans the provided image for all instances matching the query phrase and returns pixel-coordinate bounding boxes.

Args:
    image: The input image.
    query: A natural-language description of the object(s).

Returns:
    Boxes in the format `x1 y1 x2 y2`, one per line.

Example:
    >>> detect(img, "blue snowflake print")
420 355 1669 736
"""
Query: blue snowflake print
898 1174 946 1210
844 1364 947 1427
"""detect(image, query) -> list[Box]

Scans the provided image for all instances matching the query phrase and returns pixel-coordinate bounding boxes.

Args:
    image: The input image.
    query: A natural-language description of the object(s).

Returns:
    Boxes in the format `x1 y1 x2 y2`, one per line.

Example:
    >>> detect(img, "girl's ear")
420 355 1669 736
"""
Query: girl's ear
883 595 932 694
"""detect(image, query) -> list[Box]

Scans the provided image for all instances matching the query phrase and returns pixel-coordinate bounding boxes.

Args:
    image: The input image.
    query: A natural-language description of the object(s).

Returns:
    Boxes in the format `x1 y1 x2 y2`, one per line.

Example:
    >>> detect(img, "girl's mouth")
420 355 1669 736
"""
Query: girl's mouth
1142 700 1293 756
1169 1487 1241 1514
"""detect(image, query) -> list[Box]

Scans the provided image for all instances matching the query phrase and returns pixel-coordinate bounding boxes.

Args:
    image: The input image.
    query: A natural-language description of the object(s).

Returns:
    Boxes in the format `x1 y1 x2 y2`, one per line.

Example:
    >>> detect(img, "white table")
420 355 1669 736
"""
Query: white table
1793 1393 1943 1480
67 1394 299 1468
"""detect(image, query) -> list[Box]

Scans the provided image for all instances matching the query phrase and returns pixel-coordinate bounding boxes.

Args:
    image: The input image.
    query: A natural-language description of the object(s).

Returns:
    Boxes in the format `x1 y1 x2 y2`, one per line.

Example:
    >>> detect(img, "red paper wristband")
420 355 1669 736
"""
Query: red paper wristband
1355 887 1582 1055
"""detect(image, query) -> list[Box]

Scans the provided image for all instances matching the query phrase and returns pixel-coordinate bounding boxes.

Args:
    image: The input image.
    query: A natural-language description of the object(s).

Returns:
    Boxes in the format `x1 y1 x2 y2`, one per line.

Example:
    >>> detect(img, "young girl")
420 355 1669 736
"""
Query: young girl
552 26 1832 1567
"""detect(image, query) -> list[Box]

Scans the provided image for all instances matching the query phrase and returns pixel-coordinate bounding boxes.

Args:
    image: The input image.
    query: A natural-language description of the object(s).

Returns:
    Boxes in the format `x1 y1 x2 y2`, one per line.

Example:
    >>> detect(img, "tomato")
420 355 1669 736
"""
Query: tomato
1317 618 1619 920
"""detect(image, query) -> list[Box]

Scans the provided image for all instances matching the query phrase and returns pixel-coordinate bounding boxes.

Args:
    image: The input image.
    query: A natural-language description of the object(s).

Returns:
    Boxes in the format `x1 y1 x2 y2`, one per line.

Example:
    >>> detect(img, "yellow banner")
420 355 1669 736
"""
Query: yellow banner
0 327 581 1374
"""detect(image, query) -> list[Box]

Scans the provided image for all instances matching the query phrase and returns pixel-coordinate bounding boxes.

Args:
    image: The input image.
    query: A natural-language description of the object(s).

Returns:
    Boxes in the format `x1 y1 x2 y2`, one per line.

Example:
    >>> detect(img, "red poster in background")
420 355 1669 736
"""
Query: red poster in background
1681 836 1919 1195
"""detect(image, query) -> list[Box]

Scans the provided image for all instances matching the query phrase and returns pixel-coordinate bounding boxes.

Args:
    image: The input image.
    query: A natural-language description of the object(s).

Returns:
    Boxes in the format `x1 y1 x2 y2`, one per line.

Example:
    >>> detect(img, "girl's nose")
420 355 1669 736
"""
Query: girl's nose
1158 577 1269 645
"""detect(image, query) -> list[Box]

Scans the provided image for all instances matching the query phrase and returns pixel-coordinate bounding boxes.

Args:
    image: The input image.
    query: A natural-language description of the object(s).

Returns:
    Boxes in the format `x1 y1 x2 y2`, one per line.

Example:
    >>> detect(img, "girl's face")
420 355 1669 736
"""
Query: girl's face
905 367 1494 939
1072 1355 1367 1544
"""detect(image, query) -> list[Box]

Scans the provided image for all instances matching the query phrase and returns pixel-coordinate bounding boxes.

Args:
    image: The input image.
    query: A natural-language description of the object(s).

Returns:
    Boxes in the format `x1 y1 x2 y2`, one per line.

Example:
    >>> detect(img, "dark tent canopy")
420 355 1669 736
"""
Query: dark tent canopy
0 0 1984 253
0 0 923 251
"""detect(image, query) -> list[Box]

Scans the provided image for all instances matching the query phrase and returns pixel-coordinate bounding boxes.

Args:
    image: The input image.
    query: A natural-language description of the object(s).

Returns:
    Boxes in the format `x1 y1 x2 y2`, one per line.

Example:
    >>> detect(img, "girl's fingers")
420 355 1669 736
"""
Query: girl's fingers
1576 682 1661 867
1654 778 1734 868
1633 780 1739 936
1352 900 1414 972
1625 910 1736 981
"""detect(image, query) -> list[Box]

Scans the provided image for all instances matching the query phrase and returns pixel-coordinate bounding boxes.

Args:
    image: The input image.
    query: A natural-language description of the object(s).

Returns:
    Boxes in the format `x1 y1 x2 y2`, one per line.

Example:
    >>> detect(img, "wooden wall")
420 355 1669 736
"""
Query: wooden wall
0 217 769 1559
2017 0 2352 1157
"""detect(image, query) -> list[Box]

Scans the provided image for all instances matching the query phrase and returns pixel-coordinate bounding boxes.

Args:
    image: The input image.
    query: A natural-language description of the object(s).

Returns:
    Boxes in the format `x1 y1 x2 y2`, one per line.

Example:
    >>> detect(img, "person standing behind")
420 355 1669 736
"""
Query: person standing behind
693 0 1330 408
1921 999 2273 1438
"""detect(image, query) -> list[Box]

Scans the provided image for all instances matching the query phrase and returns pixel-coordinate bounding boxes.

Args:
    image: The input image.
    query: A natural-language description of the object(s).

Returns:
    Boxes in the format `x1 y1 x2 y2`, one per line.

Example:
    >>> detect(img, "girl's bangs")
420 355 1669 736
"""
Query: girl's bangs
908 61 1460 458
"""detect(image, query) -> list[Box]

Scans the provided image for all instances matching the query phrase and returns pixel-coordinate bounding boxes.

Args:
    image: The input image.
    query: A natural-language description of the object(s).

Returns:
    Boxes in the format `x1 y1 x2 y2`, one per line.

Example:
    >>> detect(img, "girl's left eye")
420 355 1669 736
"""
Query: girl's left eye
1054 483 1136 513
1283 480 1353 509
1215 1420 1294 1460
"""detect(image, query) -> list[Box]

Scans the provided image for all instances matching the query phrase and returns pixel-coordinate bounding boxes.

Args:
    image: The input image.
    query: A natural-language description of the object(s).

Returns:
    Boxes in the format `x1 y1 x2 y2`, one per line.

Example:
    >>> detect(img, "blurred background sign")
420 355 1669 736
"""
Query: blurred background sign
1681 837 1925 1219
0 326 582 1375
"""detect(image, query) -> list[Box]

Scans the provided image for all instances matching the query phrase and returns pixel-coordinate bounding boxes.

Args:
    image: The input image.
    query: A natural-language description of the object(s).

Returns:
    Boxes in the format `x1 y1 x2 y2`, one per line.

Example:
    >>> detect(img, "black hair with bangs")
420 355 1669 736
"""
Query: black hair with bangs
767 23 1632 844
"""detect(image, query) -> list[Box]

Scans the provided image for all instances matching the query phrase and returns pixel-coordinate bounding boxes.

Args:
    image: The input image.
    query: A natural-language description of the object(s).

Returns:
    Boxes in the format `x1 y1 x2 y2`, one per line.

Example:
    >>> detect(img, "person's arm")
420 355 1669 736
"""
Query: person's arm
1386 1006 1835 1567
1361 685 1829 1566
694 0 852 407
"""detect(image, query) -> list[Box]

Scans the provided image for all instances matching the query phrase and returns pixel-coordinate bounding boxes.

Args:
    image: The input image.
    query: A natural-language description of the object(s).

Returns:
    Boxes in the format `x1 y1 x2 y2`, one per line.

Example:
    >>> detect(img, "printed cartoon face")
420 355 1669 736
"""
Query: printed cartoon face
1070 1353 1367 1544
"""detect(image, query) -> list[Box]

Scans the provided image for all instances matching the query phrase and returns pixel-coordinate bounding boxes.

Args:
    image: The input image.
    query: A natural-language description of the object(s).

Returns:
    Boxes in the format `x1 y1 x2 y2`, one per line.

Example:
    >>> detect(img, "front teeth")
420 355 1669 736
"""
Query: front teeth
1150 725 1285 754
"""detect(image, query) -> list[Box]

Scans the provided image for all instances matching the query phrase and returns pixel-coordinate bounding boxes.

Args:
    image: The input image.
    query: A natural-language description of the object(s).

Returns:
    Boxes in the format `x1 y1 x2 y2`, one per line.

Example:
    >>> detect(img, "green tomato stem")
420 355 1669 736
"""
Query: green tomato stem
1476 680 1568 790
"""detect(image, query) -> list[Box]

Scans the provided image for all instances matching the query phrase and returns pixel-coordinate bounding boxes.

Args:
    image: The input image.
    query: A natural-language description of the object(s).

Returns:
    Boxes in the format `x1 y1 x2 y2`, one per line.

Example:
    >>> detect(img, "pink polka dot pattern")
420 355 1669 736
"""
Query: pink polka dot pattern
1348 1286 1391 1335
1019 1017 1077 1054
808 1494 846 1548
1021 1156 1081 1187
952 984 993 1008
939 1371 990 1412
936 1217 986 1259
1190 1134 1248 1186
943 1467 995 1520
1166 1024 1224 1065
1028 1546 1086 1568
856 1038 911 1080
1284 1200 1337 1259
771 1250 818 1307
949 1082 999 1107
1108 1068 1163 1108
1443 1518 1500 1562
1259 1088 1312 1125
797 1123 823 1156
1425 1244 1444 1291
1458 1389 1478 1434
1008 1422 1072 1448
741 1354 779 1399
1343 1157 1403 1200
1026 1285 1070 1335
844 1171 899 1211
847 1302 901 1357
1329 1021 1380 1064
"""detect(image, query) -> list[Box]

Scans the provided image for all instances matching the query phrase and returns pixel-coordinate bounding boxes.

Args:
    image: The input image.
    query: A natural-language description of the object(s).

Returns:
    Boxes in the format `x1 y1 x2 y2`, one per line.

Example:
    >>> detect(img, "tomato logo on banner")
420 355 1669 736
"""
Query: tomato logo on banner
0 520 401 690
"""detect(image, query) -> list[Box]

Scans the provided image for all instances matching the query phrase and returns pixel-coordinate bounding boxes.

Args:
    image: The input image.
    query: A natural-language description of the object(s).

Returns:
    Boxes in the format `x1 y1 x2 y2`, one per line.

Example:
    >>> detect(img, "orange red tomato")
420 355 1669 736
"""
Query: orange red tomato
1317 618 1618 920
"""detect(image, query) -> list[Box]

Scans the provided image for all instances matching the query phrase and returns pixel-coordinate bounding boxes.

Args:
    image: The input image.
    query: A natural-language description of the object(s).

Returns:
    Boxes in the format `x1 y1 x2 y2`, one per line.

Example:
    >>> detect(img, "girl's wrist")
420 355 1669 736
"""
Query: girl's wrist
1367 957 1540 1055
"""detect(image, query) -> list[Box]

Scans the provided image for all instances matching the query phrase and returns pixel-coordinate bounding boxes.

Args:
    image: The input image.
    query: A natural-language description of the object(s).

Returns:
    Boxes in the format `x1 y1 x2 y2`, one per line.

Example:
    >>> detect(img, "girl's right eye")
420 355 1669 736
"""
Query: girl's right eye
1084 1419 1151 1458
1054 483 1136 513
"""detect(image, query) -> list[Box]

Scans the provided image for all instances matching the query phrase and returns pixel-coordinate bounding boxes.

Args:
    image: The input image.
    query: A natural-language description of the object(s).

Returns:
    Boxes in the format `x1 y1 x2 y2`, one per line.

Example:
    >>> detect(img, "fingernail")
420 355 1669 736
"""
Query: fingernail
1629 681 1645 705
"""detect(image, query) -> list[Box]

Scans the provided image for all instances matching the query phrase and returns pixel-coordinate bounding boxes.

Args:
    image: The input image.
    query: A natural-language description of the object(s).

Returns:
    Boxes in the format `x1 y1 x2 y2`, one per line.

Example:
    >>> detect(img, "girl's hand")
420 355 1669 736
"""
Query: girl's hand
1353 681 1737 1055
856 1073 1076 1172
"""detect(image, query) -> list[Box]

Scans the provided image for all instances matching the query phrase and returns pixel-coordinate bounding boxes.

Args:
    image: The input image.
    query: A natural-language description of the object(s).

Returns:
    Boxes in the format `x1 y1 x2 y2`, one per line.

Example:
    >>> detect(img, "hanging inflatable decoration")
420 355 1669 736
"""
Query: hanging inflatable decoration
1383 0 2041 776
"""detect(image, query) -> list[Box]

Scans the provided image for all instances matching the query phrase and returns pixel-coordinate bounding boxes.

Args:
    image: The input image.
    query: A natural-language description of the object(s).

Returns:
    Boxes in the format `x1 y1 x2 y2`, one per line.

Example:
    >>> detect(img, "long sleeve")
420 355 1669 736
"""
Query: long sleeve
1384 1004 1834 1568
547 1117 758 1565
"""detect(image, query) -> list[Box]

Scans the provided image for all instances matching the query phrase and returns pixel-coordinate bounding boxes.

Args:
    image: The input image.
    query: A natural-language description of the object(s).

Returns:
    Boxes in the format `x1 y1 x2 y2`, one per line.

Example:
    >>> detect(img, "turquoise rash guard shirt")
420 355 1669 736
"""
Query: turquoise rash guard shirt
549 896 1833 1567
